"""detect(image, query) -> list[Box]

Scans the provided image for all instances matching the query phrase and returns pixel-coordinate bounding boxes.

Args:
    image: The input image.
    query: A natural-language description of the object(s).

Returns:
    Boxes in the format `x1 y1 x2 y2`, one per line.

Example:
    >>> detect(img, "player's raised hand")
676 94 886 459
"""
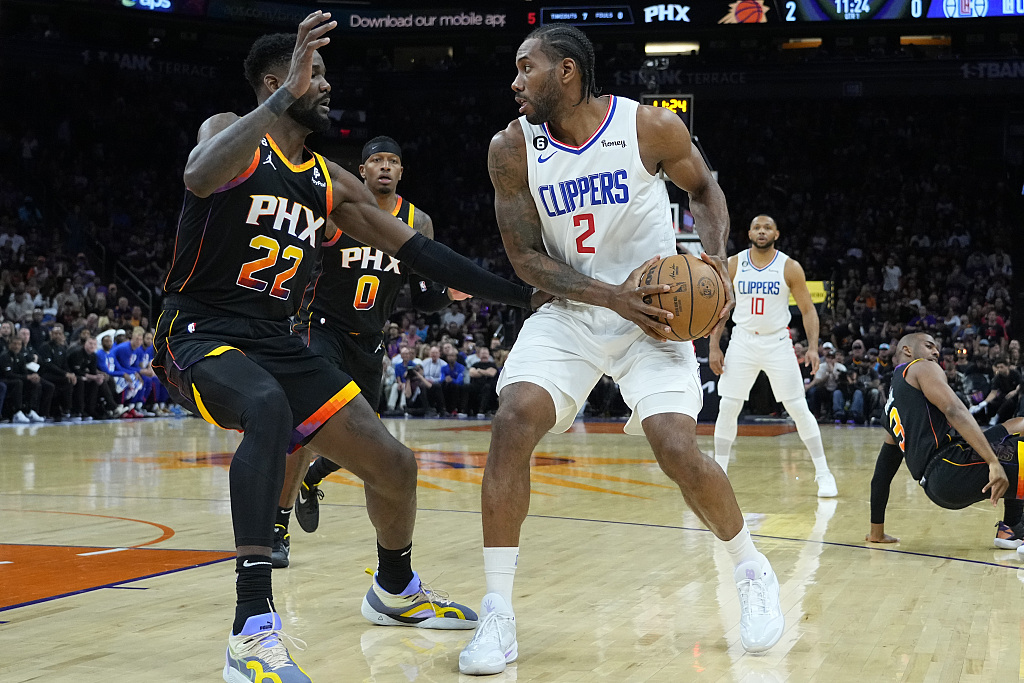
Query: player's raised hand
701 252 734 337
983 463 1009 505
613 256 673 341
283 12 337 99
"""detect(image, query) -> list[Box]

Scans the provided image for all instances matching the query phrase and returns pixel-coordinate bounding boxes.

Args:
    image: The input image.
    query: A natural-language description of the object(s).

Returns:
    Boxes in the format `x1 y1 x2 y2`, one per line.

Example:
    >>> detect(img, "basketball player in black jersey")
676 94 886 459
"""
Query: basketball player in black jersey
867 332 1022 550
269 135 466 567
155 14 540 682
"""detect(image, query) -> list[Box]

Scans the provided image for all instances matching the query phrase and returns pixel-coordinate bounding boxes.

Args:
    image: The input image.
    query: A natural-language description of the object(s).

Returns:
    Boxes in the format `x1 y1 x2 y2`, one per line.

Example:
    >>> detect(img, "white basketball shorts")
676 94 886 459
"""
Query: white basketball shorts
497 301 702 435
716 327 806 402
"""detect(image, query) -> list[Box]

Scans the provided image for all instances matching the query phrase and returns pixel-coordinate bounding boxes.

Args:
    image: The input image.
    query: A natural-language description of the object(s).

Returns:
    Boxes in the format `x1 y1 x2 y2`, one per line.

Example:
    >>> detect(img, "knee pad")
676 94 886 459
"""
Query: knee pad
715 397 743 442
782 397 820 439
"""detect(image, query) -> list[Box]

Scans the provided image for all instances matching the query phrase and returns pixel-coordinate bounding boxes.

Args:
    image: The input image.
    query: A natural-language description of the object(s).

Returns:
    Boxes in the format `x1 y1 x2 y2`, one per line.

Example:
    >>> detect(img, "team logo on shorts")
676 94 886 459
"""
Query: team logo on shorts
697 276 716 298
533 136 549 150
187 322 197 333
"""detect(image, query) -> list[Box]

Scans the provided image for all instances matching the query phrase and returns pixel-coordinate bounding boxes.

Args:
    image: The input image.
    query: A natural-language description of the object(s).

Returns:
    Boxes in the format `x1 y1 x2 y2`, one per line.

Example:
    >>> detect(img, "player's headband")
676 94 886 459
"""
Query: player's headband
361 137 402 164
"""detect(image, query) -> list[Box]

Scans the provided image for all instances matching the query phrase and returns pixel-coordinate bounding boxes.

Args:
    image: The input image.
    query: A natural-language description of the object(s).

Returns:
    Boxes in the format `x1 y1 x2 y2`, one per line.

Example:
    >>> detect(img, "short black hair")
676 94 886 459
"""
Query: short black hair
244 33 294 92
526 23 600 105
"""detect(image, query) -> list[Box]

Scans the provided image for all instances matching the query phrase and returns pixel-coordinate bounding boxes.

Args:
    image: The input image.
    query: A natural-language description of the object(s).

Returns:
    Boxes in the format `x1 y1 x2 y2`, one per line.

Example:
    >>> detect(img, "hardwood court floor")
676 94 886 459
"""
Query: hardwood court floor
2 416 1022 682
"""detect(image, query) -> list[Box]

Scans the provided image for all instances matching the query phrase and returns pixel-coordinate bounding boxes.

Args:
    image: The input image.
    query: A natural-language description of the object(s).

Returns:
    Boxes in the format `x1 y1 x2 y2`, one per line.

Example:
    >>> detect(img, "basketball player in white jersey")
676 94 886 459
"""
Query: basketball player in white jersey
459 24 784 675
710 215 838 498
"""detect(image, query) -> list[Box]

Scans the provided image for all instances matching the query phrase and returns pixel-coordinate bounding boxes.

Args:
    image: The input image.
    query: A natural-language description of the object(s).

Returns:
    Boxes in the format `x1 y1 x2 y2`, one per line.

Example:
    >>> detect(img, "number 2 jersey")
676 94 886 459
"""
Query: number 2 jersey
520 95 676 287
164 135 332 320
883 359 954 480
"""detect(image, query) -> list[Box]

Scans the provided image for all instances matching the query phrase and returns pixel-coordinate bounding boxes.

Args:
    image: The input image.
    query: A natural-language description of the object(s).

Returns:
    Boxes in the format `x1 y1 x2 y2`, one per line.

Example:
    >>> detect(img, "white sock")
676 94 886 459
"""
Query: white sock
714 397 743 474
483 546 519 610
721 523 762 568
804 435 830 476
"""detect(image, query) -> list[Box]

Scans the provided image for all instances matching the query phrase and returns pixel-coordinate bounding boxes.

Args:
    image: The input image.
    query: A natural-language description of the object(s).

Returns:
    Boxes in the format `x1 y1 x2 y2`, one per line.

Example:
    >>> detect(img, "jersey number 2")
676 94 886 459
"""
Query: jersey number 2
236 235 304 300
574 213 596 254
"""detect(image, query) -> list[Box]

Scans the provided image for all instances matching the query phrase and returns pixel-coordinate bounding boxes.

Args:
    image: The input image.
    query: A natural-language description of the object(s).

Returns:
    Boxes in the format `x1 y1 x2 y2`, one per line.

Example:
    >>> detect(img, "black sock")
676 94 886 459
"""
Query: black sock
375 542 414 594
1006 499 1024 528
306 457 342 487
276 507 292 530
233 555 274 634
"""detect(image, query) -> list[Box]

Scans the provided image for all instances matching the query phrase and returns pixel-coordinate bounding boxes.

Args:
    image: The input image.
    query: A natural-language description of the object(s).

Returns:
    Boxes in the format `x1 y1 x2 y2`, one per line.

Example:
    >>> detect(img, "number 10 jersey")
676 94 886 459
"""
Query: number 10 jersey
519 95 676 287
164 135 332 321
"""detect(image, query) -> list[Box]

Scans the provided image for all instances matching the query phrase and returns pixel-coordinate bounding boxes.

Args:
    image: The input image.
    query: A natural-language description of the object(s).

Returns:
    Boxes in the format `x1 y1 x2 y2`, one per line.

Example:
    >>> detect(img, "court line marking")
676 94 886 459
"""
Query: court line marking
0 509 174 547
0 555 235 615
77 547 129 556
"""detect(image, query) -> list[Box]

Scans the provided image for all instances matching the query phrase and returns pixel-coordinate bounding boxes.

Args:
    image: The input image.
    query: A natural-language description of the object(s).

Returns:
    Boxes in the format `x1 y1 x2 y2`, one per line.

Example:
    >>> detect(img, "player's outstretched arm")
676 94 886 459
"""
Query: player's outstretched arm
638 106 733 334
910 360 1009 503
786 258 820 375
488 123 672 339
326 160 533 309
867 434 902 543
183 11 336 197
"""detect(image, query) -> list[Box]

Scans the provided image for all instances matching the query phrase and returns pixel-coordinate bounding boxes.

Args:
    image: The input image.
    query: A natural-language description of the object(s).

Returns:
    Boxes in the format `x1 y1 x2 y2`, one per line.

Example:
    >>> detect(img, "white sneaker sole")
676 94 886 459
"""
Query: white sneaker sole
360 596 478 630
459 641 518 675
995 538 1023 549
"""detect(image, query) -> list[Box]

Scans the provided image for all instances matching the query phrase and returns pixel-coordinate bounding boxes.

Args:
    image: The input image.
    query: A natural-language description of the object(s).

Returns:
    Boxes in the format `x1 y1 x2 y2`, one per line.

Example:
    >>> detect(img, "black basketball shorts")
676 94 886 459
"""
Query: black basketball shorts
154 307 361 450
295 321 386 411
923 425 1024 508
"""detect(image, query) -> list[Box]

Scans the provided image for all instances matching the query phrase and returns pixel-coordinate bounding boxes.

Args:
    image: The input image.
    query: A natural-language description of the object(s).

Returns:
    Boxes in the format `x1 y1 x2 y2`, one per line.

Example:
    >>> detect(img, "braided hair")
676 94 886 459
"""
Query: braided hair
243 33 295 92
526 23 601 105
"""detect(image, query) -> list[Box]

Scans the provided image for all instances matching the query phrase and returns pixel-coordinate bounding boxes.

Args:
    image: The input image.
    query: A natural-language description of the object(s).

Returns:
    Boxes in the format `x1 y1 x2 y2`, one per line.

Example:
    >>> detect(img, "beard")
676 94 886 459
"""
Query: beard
288 98 331 133
523 77 560 125
752 237 776 250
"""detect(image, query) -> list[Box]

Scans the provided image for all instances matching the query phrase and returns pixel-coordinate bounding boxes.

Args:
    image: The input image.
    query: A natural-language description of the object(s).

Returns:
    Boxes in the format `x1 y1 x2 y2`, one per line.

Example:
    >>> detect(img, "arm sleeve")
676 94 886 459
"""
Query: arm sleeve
396 232 531 310
408 277 454 314
870 442 904 524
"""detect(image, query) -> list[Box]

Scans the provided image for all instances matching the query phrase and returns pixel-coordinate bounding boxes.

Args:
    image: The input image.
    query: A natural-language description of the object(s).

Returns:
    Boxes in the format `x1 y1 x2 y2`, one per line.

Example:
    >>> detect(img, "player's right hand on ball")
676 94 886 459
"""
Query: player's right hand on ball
284 12 337 99
614 257 673 341
709 346 725 375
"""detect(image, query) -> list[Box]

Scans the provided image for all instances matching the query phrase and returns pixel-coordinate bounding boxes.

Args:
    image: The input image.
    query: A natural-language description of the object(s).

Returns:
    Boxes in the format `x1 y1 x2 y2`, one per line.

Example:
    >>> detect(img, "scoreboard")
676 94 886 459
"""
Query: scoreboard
640 94 694 134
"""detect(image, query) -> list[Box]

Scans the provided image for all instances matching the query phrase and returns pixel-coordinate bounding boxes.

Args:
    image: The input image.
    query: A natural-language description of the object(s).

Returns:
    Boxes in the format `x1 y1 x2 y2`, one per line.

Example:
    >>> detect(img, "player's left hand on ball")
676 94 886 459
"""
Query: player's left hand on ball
983 464 1009 504
700 252 734 336
448 288 472 301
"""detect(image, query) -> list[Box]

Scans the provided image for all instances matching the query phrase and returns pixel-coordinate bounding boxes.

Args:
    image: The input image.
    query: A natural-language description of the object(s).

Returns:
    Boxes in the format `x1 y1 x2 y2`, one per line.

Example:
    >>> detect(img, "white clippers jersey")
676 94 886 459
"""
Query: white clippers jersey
732 249 791 335
520 96 676 287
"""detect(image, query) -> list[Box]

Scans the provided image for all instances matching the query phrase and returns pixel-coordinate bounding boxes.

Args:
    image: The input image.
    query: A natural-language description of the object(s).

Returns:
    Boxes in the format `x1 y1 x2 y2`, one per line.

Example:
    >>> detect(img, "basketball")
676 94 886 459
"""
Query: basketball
641 254 724 341
734 0 765 23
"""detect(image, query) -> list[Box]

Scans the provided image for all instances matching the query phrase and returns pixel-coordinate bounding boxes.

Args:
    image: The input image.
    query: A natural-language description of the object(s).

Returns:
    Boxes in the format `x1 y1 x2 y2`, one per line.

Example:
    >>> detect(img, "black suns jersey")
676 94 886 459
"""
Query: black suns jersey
883 359 954 480
296 195 424 338
164 135 332 320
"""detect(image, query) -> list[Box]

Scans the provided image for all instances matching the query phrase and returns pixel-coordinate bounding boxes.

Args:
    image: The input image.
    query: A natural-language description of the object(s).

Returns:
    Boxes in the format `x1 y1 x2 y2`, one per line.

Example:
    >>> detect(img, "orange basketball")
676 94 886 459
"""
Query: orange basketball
734 0 765 23
641 254 724 341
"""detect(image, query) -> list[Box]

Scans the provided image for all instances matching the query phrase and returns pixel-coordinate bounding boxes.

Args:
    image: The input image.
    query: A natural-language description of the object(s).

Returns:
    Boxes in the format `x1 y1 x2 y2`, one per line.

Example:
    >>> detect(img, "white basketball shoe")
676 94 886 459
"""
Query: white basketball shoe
815 472 838 498
734 555 784 653
458 593 517 675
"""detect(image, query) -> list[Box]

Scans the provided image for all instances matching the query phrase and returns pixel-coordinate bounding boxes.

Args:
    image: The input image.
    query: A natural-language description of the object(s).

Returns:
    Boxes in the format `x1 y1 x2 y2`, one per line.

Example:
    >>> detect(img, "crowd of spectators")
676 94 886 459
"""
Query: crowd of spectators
0 53 1017 425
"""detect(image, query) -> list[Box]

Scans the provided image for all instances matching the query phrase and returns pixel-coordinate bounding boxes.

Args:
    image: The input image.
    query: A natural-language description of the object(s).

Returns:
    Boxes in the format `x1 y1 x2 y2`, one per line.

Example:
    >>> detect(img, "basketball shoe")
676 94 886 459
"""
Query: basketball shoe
815 472 838 498
994 520 1024 549
270 524 290 569
361 570 478 629
223 610 311 683
458 593 517 675
294 479 323 533
734 555 784 653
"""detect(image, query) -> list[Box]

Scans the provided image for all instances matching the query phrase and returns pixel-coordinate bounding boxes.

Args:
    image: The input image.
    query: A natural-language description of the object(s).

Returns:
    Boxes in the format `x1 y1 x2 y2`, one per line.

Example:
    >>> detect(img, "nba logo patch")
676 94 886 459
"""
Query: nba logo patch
187 322 197 333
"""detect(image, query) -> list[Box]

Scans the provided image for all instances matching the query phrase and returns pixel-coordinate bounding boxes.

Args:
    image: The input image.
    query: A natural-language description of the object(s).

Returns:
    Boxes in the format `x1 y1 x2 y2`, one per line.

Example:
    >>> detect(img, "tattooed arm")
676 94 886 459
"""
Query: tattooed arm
489 121 671 338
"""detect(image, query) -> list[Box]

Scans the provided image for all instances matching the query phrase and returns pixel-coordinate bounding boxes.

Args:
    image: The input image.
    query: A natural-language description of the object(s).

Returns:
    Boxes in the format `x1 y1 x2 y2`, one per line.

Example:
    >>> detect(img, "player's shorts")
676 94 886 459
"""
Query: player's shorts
497 301 702 436
717 327 805 402
154 299 360 450
297 321 385 411
922 425 1024 508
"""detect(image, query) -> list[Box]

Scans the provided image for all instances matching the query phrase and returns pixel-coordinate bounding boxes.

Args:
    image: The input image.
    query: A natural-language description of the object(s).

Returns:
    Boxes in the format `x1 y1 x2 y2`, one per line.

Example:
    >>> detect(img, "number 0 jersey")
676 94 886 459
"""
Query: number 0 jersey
884 359 954 480
732 249 791 335
295 195 414 337
520 96 676 287
164 135 332 320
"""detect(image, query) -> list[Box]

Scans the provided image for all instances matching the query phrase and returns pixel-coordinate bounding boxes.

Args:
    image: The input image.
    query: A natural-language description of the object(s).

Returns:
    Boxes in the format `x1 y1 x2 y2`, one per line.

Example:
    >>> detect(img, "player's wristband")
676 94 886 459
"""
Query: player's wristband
870 442 903 524
396 232 532 309
264 88 298 117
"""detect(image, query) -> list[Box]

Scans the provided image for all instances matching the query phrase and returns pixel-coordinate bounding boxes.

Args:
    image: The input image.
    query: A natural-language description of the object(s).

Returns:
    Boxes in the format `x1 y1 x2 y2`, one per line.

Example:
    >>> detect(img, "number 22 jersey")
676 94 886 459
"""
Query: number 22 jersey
164 135 332 320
